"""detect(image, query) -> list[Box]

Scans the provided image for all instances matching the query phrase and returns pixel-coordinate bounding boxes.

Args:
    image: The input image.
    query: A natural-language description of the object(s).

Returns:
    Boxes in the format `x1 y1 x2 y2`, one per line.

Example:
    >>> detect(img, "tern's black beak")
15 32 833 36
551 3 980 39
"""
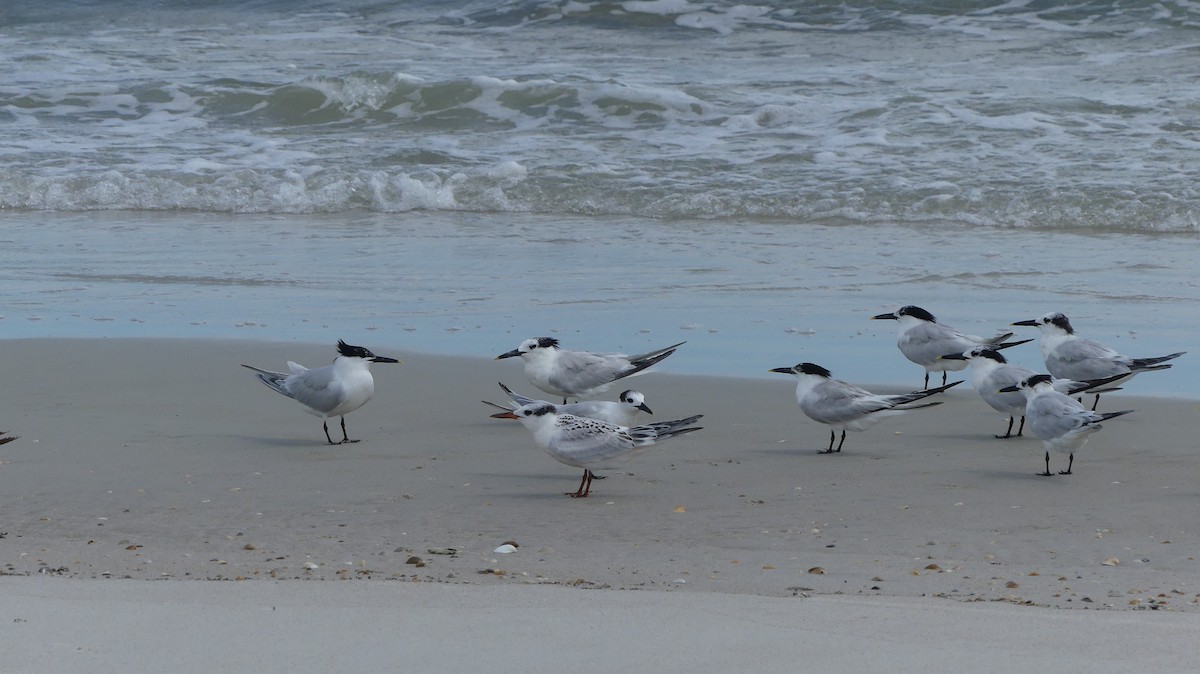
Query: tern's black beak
998 384 1019 393
496 349 521 360
769 367 796 375
871 312 898 320
1011 319 1040 327
636 402 653 414
371 355 402 364
939 353 968 361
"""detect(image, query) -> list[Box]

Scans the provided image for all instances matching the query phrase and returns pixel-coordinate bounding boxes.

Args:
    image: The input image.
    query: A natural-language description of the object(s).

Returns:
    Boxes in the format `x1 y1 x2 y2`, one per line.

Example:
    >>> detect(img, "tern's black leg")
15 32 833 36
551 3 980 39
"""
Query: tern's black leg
995 416 1016 439
923 371 930 390
322 420 336 445
1038 451 1053 477
941 371 948 386
1016 416 1025 437
1090 394 1100 411
1058 453 1074 475
339 416 360 444
835 429 846 452
819 430 836 454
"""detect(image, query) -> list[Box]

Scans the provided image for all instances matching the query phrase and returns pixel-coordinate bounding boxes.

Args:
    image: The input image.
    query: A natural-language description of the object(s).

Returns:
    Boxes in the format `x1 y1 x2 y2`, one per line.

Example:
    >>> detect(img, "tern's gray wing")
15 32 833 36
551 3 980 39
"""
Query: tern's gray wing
979 365 1035 414
558 400 618 419
284 365 346 415
242 364 296 400
801 379 892 424
546 415 639 468
1047 338 1127 379
1025 394 1095 439
499 382 540 407
899 323 975 366
548 350 631 394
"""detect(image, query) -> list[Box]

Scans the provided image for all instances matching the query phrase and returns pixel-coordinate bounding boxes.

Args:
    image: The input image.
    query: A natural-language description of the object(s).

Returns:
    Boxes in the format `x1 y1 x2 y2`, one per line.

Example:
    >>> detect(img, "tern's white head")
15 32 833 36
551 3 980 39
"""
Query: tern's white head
618 390 653 414
1013 312 1073 336
335 340 402 367
999 373 1055 397
872 305 938 325
496 337 560 361
941 345 1008 367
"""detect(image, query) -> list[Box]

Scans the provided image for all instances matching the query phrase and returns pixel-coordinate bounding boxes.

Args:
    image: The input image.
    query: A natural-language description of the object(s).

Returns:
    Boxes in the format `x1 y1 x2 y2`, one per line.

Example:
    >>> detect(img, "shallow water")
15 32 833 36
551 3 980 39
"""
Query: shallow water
2 210 1195 397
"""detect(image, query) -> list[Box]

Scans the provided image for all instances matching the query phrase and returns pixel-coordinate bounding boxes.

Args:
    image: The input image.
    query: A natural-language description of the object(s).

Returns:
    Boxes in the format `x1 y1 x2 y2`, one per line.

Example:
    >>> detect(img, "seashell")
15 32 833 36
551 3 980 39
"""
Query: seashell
493 544 517 554
1102 557 1120 566
807 567 825 575
303 562 319 570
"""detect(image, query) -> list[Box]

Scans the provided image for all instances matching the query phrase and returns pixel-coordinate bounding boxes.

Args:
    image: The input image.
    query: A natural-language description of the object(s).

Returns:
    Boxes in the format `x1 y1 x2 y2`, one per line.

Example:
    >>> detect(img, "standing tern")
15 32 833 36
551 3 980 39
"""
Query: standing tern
510 402 703 497
483 382 652 426
770 362 961 454
242 340 401 444
999 374 1133 476
873 305 1031 389
1013 312 1184 410
940 346 1125 439
496 337 684 403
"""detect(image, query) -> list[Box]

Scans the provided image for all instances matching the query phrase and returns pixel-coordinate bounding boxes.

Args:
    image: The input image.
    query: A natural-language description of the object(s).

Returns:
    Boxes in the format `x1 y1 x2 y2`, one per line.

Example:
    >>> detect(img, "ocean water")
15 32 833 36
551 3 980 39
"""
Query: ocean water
1 1 1197 395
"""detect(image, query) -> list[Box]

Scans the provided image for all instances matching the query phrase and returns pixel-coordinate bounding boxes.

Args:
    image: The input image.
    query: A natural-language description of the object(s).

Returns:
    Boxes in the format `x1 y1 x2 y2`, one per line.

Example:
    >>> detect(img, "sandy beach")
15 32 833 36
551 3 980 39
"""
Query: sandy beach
2 338 1199 671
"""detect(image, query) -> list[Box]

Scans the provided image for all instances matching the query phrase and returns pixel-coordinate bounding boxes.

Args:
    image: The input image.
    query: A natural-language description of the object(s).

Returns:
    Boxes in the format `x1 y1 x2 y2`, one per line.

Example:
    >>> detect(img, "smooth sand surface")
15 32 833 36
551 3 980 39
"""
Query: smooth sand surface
2 338 1199 670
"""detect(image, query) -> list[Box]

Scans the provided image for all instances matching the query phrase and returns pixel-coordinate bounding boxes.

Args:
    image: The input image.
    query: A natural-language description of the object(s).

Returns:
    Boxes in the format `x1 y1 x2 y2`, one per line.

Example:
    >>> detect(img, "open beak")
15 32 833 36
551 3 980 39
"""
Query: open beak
490 411 519 419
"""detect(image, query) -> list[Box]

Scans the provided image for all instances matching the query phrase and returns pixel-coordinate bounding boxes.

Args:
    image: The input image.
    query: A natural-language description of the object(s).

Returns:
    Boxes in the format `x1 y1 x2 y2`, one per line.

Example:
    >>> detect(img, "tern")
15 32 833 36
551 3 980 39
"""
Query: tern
770 362 961 453
1013 312 1184 410
483 382 652 426
496 337 684 403
999 374 1133 476
940 346 1125 439
242 340 401 444
509 402 703 497
873 305 1031 389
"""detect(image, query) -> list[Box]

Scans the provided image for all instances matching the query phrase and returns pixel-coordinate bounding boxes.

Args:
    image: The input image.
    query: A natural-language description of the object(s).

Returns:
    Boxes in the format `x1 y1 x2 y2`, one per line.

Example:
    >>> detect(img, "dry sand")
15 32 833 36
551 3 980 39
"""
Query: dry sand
2 338 1198 671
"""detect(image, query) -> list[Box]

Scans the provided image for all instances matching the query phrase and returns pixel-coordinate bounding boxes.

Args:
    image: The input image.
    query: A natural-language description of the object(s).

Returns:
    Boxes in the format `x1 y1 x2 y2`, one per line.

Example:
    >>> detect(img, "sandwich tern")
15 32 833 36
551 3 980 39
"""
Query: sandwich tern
873 305 1031 389
484 382 652 426
242 340 401 444
509 402 703 497
999 374 1133 476
770 362 961 453
1013 312 1184 410
496 337 684 403
940 346 1125 439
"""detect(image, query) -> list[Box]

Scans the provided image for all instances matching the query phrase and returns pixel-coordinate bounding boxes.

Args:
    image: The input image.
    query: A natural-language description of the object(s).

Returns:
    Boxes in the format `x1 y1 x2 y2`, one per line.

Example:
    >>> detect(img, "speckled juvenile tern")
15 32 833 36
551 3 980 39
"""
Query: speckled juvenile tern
999 374 1133 476
242 340 401 444
1013 312 1184 410
873 305 1031 389
770 362 961 454
509 402 702 497
496 337 684 403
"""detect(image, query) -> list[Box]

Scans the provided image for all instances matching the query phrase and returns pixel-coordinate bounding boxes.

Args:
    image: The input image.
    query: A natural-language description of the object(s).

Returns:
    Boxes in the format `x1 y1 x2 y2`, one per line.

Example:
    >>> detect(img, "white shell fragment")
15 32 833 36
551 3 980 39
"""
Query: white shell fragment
493 544 518 554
